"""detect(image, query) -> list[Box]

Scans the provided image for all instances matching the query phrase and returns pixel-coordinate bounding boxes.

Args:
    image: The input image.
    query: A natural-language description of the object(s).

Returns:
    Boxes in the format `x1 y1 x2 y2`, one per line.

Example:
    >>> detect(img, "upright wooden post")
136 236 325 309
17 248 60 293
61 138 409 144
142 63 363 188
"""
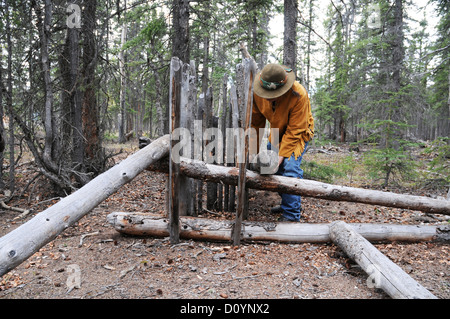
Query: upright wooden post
228 83 239 212
205 88 218 210
232 59 255 246
195 93 205 215
221 74 229 212
169 57 182 244
188 60 198 216
178 62 194 216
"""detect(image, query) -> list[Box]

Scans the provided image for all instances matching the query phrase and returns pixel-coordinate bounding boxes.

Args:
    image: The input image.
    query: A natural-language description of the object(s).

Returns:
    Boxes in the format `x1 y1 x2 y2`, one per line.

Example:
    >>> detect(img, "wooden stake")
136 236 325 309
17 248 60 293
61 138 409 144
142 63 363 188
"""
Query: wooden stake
233 59 256 246
169 57 182 244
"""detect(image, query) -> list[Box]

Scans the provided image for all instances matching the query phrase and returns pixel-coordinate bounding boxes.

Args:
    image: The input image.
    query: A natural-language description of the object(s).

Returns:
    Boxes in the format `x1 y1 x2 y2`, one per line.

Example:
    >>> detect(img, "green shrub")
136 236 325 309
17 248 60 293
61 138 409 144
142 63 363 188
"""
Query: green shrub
302 160 344 183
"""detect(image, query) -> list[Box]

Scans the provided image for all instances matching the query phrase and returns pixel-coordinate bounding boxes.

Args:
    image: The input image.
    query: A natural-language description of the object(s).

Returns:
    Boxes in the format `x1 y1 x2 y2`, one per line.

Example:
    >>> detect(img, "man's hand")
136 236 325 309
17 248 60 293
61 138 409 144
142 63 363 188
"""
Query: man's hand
249 150 281 175
278 156 284 168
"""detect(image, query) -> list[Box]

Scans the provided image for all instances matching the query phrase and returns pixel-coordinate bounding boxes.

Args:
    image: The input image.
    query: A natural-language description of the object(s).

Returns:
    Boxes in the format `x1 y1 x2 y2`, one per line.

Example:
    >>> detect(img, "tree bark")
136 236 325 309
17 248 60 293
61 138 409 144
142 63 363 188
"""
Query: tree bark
61 0 83 170
118 21 127 144
145 158 450 215
233 59 256 245
330 221 437 299
0 48 4 189
5 0 15 194
0 135 170 276
169 57 182 244
171 0 190 62
283 0 298 73
82 0 100 164
32 0 57 173
107 212 449 244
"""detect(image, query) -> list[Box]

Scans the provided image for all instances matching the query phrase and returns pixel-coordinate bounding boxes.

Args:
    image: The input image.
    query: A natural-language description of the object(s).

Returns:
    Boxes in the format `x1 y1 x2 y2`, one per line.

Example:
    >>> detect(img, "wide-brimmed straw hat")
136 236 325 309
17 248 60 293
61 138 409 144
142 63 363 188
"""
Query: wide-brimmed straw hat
253 64 296 99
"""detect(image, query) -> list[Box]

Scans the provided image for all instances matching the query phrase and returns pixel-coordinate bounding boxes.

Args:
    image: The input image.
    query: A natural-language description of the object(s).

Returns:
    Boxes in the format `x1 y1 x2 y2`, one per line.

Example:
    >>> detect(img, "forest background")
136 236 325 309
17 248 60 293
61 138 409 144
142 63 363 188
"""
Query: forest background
0 0 448 198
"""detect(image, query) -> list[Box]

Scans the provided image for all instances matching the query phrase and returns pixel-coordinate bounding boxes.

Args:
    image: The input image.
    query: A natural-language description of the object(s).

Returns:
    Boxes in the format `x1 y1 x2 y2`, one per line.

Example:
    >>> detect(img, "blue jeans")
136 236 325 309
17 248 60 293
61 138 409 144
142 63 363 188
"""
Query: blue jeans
268 142 308 221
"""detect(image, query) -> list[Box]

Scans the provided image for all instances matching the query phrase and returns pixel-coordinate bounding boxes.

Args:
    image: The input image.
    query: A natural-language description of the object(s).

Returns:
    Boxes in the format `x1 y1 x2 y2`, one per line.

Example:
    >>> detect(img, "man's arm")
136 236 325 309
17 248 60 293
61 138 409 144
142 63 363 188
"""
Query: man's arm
278 92 314 159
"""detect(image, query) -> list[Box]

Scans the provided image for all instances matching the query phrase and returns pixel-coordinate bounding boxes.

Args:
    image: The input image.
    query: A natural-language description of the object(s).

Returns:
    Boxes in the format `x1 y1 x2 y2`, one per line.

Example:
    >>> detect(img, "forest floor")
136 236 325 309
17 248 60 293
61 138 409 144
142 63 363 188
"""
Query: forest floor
0 139 448 300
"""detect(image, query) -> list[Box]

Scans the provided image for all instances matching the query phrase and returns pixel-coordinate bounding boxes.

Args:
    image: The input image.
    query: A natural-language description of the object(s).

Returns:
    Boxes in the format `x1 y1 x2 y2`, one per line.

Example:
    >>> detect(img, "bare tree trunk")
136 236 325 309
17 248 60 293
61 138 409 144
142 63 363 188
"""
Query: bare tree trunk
70 24 83 168
5 0 15 194
61 0 83 170
305 0 313 90
82 0 101 167
42 0 54 166
0 49 4 190
118 16 127 144
283 0 297 73
32 0 56 172
147 58 164 137
169 58 182 244
447 69 450 144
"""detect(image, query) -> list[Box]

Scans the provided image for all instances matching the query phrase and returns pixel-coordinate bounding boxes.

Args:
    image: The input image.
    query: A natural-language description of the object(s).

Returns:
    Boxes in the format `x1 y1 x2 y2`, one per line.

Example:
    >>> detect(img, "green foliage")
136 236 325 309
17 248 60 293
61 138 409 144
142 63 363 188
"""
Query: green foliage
362 146 418 188
422 137 450 185
303 160 344 183
335 153 359 184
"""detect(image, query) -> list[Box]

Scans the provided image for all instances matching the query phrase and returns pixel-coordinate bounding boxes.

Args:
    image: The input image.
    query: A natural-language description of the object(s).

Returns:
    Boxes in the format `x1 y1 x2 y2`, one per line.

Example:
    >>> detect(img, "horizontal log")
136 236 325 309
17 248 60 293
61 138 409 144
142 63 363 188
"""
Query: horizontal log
330 221 438 299
0 135 171 276
145 158 450 215
107 212 449 243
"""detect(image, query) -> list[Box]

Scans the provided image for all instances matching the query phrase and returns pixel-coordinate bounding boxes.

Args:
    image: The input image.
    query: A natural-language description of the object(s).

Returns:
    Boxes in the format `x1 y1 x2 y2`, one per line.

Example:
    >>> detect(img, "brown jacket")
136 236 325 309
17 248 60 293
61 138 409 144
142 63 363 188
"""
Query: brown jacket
251 81 314 159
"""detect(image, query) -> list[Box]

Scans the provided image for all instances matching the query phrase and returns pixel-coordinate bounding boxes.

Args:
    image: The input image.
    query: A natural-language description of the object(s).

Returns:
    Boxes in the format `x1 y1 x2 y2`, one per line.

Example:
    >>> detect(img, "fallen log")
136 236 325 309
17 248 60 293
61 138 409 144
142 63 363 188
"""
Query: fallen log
329 221 438 299
106 212 449 243
163 158 449 215
0 135 171 276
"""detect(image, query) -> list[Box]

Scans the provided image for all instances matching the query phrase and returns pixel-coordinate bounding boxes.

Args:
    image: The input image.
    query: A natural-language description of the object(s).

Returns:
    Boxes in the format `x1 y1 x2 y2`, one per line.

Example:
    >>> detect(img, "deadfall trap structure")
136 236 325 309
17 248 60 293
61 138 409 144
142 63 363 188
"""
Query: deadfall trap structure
0 57 448 299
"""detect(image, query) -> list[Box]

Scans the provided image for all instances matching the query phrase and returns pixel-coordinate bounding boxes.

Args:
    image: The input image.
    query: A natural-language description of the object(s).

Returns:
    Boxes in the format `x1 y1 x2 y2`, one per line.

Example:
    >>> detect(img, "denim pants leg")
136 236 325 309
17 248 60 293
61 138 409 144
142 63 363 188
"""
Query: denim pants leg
268 142 308 221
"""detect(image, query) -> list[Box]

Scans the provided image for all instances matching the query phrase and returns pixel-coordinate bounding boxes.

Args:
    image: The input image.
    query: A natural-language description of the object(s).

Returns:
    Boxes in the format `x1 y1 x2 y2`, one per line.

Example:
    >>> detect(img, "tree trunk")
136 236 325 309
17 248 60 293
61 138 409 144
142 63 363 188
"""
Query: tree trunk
5 1 15 194
61 1 83 170
0 135 170 277
169 58 183 244
171 0 190 62
0 47 4 190
82 0 101 166
283 0 298 73
330 221 437 299
118 21 127 144
32 0 56 173
107 212 449 244
42 0 54 167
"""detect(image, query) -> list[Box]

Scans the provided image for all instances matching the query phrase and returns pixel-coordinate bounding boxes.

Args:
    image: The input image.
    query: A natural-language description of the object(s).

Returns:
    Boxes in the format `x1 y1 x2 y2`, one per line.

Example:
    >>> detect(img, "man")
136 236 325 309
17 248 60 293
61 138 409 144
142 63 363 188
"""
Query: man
251 63 314 222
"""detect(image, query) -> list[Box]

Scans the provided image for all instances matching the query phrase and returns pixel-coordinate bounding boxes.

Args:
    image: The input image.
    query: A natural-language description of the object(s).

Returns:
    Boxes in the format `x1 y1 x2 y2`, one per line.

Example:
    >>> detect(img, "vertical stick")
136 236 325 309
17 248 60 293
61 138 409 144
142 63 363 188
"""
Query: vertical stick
196 94 205 215
178 62 193 216
205 88 217 210
228 84 239 212
189 60 198 216
169 57 182 244
222 74 229 212
232 59 255 246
